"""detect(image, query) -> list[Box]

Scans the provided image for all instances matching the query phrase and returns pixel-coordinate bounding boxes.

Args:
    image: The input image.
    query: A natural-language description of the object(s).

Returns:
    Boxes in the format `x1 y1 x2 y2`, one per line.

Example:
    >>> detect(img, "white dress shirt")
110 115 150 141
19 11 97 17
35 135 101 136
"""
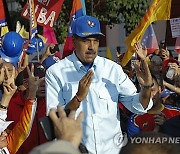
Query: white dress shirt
46 52 153 154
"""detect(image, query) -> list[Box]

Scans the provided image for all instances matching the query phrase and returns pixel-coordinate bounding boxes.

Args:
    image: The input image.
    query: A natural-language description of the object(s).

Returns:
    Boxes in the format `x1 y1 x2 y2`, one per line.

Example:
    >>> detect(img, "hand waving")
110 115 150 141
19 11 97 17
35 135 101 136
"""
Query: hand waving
134 42 147 60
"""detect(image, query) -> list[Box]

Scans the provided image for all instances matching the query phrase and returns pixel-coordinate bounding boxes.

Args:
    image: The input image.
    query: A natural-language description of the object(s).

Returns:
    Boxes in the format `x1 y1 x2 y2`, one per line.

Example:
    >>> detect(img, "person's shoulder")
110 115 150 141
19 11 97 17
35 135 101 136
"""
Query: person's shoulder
47 55 74 70
96 56 120 68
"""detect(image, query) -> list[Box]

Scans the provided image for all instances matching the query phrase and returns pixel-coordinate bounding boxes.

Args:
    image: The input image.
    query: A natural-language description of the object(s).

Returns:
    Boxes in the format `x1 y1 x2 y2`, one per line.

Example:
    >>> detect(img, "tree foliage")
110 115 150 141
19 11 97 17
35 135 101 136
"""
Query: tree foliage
13 0 149 44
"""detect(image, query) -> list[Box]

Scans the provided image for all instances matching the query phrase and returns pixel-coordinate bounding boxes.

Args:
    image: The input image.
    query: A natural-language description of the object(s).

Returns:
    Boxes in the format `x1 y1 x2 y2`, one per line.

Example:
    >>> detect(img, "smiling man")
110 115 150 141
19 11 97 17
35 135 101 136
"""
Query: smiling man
46 15 153 154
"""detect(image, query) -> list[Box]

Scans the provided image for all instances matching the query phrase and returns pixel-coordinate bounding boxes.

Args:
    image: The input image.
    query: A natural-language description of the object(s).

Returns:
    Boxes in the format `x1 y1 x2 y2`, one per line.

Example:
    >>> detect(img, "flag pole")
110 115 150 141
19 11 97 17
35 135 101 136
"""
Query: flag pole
91 0 93 16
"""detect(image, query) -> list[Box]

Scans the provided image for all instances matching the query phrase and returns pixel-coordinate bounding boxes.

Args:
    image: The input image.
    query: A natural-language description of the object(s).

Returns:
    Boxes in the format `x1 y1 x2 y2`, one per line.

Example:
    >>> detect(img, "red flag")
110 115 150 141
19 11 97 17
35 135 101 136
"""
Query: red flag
175 37 180 54
43 27 57 44
62 0 86 58
141 24 159 54
21 0 64 29
0 0 7 28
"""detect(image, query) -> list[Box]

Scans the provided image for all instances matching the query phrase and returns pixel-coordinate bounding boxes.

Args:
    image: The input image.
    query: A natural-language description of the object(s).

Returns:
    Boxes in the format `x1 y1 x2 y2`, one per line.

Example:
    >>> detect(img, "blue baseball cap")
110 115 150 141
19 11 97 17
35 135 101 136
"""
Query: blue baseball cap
26 37 44 54
72 16 105 37
0 31 24 64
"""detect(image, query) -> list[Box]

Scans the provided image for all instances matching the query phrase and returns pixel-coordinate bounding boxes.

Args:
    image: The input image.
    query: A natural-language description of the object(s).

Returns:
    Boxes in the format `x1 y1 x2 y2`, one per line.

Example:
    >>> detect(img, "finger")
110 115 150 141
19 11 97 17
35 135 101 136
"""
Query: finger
0 67 5 77
27 66 31 77
134 43 139 50
84 71 93 86
11 67 16 79
57 105 66 118
10 82 17 90
4 66 10 80
81 70 93 82
68 110 76 119
49 108 59 126
3 85 8 93
39 77 45 83
31 64 35 77
86 75 93 87
76 112 84 123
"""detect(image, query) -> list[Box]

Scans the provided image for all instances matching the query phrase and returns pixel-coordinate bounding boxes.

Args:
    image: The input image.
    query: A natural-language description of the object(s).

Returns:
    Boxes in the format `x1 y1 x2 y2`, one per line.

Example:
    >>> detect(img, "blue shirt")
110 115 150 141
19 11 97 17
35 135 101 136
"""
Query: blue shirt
45 52 153 154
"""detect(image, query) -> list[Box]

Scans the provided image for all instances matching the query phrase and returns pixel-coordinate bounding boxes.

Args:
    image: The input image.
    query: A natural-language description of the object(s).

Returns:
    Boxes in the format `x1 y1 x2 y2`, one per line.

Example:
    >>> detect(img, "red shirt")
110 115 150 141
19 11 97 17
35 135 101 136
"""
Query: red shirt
132 105 180 132
7 92 47 154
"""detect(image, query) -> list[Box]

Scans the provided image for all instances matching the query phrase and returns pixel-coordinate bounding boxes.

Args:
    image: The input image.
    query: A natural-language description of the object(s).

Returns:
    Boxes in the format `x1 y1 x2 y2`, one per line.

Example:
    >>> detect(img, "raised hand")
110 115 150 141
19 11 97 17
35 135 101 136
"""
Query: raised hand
1 66 17 109
3 66 17 98
133 59 152 87
15 52 29 78
76 70 94 101
49 105 84 148
26 64 45 99
134 42 147 60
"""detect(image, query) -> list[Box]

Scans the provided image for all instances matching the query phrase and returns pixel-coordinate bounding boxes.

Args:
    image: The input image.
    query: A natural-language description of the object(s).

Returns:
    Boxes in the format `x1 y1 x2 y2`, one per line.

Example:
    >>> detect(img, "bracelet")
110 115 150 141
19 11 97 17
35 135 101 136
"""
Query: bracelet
75 94 81 102
0 104 8 110
142 83 154 89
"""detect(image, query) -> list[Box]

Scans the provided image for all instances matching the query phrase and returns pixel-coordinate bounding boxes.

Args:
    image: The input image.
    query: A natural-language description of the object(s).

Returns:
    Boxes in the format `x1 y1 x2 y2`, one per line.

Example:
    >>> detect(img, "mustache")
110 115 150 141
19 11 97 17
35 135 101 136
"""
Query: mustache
86 50 96 54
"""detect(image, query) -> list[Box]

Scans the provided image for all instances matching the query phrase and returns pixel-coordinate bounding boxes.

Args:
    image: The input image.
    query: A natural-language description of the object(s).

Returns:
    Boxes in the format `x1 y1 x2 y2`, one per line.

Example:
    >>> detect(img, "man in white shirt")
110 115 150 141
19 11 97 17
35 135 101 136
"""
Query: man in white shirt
46 15 153 154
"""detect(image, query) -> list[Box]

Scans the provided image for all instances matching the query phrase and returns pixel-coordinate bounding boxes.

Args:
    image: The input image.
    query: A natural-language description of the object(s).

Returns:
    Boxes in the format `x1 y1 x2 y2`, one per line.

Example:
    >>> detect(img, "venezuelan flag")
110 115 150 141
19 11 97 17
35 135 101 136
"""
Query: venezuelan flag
121 0 172 67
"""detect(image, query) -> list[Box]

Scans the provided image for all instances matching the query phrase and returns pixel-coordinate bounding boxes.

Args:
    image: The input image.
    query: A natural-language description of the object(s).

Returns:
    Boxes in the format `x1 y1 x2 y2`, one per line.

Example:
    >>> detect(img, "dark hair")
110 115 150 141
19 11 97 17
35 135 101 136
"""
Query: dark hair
116 46 121 53
23 62 46 79
15 71 24 86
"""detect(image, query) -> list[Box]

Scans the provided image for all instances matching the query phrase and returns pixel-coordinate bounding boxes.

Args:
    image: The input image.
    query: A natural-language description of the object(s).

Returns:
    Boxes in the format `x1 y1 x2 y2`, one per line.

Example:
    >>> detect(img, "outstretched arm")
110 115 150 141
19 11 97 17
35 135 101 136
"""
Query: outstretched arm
134 43 153 109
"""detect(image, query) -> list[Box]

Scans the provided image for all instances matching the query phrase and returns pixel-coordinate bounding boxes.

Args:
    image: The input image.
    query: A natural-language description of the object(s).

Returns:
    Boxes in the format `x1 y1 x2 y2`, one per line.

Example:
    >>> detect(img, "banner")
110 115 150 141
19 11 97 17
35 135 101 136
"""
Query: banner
29 0 37 39
43 27 57 44
0 0 7 28
21 0 64 29
62 0 86 58
170 17 180 38
121 0 172 66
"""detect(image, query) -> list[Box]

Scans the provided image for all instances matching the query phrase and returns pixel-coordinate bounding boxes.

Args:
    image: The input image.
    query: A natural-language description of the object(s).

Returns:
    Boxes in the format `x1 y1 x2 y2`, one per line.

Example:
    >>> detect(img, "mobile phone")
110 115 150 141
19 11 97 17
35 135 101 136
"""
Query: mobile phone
39 109 70 141
50 45 59 54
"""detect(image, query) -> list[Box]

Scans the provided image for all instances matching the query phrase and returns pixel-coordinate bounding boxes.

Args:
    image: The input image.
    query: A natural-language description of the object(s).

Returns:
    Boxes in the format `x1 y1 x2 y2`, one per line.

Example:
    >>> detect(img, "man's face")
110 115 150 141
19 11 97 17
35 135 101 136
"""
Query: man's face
73 36 99 63
36 79 45 98
1 62 14 80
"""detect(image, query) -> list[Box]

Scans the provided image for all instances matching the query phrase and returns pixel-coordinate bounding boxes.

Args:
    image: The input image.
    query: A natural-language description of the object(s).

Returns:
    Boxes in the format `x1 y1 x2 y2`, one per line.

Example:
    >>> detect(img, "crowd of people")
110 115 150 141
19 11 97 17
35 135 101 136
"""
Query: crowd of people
0 15 179 154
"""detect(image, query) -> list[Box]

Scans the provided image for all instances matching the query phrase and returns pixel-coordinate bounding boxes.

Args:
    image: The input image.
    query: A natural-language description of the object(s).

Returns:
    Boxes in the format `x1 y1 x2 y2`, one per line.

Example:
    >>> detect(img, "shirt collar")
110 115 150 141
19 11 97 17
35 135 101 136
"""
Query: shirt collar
72 51 97 72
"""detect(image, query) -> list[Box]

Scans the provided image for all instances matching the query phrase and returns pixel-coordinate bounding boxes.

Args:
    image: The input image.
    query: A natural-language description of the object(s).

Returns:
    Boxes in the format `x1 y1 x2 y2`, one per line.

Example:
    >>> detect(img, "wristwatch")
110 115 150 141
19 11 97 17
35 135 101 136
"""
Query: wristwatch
141 83 154 89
